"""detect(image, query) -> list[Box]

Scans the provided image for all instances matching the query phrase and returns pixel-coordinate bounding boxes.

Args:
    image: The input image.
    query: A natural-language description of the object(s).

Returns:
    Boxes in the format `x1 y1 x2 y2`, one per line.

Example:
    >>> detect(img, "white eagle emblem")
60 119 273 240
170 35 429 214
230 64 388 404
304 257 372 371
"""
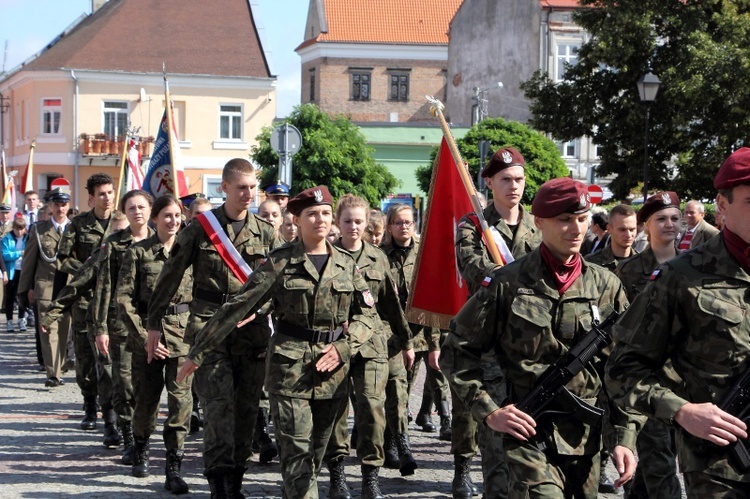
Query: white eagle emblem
502 151 513 164
313 189 323 203
661 193 672 205
579 193 589 208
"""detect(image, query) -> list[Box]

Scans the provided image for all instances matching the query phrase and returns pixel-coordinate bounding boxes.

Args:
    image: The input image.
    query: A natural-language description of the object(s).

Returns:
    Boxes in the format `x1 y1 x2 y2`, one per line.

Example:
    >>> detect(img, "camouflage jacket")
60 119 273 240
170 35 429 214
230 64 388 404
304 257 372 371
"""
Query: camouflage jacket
335 240 413 357
455 203 541 295
41 247 101 330
92 228 154 337
117 233 192 357
381 238 440 352
443 248 641 455
606 234 750 479
147 205 277 353
586 245 639 273
187 240 378 399
18 220 66 301
615 247 663 302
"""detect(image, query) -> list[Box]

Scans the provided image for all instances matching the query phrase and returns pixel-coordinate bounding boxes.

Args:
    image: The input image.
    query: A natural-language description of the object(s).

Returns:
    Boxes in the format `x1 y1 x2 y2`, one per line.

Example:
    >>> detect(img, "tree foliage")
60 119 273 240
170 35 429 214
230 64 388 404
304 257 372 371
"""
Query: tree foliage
521 0 750 200
251 104 399 206
415 117 569 204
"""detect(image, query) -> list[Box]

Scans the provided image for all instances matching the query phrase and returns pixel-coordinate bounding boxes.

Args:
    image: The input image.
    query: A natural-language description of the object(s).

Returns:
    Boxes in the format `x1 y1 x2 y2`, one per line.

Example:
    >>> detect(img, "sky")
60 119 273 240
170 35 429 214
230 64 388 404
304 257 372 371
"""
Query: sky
0 0 308 117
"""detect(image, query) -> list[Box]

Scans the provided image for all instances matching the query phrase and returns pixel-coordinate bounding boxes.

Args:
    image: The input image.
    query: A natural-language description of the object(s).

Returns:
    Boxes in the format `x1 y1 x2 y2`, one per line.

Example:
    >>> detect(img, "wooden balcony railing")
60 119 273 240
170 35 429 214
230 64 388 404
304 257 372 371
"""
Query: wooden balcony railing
79 134 155 157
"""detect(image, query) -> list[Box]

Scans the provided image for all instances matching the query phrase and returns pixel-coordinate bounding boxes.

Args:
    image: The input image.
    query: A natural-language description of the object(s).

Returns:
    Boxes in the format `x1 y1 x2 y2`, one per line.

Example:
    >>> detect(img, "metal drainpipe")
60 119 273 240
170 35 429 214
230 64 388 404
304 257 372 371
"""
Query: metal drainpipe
71 69 79 210
540 7 552 73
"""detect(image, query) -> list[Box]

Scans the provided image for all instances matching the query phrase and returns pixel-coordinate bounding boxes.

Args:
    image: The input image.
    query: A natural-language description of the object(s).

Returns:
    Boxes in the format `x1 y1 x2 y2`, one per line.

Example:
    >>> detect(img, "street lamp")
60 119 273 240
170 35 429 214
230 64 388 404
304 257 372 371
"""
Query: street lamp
637 71 661 199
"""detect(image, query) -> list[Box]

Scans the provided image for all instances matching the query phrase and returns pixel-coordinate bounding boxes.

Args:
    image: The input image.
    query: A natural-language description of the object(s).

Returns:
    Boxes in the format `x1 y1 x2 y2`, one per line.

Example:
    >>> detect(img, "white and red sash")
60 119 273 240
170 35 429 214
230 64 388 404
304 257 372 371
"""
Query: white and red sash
196 211 252 284
466 213 515 265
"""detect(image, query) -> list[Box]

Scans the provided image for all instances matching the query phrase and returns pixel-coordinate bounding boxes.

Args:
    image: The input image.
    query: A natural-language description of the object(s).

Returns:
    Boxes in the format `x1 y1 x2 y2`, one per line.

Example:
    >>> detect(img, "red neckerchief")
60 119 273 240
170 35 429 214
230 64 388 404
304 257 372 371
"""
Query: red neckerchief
540 243 583 295
722 228 750 274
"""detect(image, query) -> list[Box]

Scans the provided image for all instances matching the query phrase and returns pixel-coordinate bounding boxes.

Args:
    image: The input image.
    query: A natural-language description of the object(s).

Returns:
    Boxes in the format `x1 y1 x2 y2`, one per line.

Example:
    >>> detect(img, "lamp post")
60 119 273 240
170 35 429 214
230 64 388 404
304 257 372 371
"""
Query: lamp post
637 71 661 199
0 93 10 150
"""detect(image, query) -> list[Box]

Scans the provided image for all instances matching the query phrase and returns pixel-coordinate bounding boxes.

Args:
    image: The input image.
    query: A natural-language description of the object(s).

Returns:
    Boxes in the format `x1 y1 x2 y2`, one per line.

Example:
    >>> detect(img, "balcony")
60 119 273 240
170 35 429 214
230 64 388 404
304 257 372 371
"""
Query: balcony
79 133 154 158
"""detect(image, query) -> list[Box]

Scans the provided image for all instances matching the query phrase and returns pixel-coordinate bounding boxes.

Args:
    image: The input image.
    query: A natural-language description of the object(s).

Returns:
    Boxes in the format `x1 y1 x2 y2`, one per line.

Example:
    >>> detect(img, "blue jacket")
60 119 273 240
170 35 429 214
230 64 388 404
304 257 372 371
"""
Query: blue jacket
2 231 27 280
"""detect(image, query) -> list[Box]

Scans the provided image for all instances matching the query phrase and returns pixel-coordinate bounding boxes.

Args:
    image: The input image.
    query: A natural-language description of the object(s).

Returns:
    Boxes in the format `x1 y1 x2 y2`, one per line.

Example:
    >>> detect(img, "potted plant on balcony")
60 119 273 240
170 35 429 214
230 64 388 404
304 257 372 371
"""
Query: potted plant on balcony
80 134 92 155
93 133 106 154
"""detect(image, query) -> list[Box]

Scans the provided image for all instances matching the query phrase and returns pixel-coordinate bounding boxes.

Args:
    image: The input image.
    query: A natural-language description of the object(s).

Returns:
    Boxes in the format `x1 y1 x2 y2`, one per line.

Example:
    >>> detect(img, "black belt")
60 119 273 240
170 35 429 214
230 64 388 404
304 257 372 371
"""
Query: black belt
276 320 344 344
139 302 190 315
195 288 233 305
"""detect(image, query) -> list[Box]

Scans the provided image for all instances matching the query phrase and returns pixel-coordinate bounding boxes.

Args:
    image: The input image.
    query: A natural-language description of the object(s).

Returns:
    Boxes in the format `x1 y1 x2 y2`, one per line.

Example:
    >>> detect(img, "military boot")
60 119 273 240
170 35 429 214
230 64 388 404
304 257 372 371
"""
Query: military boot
132 436 150 477
80 395 98 431
164 449 189 495
327 458 352 499
382 428 399 469
254 408 278 464
415 389 436 432
395 432 418 476
207 470 230 499
102 407 122 448
452 456 474 499
438 401 452 442
231 466 247 499
361 465 385 499
120 420 135 465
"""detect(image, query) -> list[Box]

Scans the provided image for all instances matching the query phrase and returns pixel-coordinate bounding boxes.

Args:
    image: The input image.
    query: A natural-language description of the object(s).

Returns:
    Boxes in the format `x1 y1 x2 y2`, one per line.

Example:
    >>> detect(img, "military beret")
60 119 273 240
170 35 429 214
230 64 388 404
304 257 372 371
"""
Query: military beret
287 185 334 216
266 181 290 197
481 146 525 178
637 191 680 224
45 188 70 204
714 147 750 190
531 177 591 218
0 204 11 213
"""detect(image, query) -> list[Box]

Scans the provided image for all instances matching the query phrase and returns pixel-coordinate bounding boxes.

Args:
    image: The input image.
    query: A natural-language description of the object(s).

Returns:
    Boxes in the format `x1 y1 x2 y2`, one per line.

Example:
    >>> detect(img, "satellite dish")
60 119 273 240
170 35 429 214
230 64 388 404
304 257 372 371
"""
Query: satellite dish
139 88 149 102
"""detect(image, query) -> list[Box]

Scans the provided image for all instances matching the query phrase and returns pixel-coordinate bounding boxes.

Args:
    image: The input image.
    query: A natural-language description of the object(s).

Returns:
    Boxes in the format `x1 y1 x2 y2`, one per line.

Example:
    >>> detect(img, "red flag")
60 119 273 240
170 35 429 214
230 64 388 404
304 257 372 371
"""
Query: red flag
405 137 474 329
20 139 36 194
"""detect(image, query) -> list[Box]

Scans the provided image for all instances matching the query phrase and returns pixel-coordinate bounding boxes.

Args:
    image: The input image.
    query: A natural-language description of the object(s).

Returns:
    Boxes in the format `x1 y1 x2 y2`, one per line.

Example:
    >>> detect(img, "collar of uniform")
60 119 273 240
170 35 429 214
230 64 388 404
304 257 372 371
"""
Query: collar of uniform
216 204 262 243
637 247 660 276
288 239 346 281
517 247 593 299
485 203 535 241
705 232 750 284
83 209 106 235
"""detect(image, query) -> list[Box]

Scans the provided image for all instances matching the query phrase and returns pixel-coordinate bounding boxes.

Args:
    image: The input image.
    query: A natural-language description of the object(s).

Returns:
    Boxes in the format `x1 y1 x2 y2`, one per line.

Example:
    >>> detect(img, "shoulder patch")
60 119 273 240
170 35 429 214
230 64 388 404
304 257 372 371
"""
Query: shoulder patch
481 276 492 287
362 289 375 307
649 269 661 281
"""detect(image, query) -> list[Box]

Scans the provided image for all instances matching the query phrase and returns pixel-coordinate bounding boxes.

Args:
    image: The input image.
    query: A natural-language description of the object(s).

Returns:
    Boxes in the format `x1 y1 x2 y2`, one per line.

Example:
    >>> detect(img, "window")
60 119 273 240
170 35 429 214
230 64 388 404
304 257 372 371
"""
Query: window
309 69 316 102
556 44 580 81
42 98 62 135
219 104 242 140
558 140 578 158
103 101 128 138
389 73 410 101
350 71 371 101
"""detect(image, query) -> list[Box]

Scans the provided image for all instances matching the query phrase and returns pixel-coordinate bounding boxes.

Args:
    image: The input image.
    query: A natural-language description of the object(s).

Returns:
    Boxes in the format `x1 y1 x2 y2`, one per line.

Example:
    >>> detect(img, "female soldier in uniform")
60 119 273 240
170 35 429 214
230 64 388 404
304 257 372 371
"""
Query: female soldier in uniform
177 186 377 498
117 194 192 493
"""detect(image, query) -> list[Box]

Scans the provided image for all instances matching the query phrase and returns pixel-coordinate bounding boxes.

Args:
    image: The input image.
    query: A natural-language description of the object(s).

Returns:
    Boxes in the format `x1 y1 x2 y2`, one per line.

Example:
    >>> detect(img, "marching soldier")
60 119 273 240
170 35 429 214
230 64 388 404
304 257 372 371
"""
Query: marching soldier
585 204 638 272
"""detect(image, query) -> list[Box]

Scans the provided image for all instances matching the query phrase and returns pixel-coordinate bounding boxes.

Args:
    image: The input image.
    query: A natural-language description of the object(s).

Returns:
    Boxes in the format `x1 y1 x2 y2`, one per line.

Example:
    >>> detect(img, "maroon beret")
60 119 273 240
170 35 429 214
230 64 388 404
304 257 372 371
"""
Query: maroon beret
481 146 525 178
714 147 750 190
287 186 334 216
637 191 680 224
531 177 591 218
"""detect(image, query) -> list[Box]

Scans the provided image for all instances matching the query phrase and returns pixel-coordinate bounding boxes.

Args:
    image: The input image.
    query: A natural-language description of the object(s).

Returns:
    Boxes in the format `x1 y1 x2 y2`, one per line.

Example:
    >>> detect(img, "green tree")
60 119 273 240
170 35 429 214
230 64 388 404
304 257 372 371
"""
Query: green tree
521 0 750 200
415 117 569 204
251 104 399 206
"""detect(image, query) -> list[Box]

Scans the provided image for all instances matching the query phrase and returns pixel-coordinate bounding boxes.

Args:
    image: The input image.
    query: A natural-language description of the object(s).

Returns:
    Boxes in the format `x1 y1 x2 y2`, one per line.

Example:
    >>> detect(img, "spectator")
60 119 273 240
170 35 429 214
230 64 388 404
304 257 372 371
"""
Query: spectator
2 218 28 331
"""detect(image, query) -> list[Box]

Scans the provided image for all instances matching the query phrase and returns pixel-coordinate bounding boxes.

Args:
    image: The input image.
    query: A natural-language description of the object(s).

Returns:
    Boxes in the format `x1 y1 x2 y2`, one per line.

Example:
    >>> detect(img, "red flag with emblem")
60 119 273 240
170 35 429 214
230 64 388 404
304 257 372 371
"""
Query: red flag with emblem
405 137 474 329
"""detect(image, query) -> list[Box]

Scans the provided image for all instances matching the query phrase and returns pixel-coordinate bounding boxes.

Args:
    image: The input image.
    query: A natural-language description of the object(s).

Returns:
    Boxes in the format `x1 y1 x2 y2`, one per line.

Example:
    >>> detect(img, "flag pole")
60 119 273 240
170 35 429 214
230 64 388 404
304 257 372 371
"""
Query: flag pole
163 63 178 194
115 131 129 203
425 95 504 266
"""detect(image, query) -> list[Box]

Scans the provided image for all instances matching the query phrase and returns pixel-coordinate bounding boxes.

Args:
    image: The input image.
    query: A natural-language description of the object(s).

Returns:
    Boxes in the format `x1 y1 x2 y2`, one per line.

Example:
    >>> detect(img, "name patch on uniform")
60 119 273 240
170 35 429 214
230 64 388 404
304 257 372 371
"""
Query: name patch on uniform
650 270 661 281
362 289 375 307
482 276 492 287
517 288 535 295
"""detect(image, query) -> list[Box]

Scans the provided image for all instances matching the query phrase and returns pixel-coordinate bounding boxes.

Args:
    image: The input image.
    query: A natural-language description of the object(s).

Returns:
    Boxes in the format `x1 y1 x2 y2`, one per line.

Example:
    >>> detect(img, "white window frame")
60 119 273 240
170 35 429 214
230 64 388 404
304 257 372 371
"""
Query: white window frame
559 140 578 158
41 97 62 135
555 43 580 82
218 103 243 141
102 100 129 137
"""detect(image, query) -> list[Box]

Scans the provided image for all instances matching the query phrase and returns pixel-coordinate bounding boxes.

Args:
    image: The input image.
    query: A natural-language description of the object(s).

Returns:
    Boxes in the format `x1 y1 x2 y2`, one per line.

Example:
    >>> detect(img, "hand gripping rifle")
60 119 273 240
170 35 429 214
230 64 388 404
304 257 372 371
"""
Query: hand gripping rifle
515 311 619 427
705 369 750 470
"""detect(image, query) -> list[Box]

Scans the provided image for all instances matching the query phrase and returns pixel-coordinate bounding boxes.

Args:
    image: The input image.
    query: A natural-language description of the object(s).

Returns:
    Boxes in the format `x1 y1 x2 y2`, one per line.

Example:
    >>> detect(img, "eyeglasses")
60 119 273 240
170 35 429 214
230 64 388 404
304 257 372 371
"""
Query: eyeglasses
390 221 414 227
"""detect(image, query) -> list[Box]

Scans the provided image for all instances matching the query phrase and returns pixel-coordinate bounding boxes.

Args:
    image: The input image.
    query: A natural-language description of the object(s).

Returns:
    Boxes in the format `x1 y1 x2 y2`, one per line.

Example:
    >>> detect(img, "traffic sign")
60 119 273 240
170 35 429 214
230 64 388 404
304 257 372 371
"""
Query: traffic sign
270 123 302 189
50 178 71 194
588 184 603 204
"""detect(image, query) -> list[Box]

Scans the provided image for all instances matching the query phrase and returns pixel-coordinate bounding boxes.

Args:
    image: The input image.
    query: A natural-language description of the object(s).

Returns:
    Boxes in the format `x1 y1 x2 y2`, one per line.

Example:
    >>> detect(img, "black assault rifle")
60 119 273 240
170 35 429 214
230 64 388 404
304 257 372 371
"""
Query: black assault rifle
705 368 750 470
514 311 619 427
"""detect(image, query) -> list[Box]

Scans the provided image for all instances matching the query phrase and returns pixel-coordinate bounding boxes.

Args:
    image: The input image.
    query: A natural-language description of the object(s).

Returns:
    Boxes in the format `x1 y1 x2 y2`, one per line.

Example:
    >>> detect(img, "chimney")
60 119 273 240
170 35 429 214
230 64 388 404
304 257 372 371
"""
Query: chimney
91 0 108 13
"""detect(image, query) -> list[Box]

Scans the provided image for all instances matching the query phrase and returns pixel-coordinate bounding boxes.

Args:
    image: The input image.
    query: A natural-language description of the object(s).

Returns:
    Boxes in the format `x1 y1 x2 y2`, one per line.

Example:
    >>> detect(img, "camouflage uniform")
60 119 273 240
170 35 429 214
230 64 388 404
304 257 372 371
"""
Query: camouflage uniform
615 247 662 301
117 234 193 451
443 249 641 499
454 203 541 497
606 234 750 497
585 245 638 273
147 206 276 481
186 240 377 498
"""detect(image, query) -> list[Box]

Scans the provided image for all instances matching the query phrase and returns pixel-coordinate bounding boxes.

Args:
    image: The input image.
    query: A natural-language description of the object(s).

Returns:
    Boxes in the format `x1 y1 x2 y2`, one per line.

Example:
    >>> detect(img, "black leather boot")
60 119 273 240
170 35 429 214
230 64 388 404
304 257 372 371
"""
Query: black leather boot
452 456 473 499
361 464 385 499
120 420 135 465
80 395 98 431
254 408 278 464
207 470 230 499
132 436 150 477
395 432 418 476
382 427 399 469
438 401 452 442
327 458 352 499
415 389 436 432
164 449 189 494
102 407 121 448
231 466 246 499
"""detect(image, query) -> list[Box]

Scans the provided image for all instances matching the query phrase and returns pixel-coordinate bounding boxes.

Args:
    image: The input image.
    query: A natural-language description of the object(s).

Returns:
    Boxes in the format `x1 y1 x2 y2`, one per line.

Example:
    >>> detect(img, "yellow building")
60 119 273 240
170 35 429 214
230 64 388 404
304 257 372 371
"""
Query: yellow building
0 0 276 209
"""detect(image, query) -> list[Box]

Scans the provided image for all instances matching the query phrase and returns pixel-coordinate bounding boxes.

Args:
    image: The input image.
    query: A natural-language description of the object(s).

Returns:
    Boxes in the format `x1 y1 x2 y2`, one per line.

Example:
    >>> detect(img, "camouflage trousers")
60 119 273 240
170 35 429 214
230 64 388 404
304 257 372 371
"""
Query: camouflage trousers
504 437 600 499
477 368 510 499
71 308 97 399
385 350 409 434
684 470 750 498
326 355 388 466
131 350 193 451
110 334 134 423
627 418 682 499
407 350 449 410
194 349 265 474
270 393 347 499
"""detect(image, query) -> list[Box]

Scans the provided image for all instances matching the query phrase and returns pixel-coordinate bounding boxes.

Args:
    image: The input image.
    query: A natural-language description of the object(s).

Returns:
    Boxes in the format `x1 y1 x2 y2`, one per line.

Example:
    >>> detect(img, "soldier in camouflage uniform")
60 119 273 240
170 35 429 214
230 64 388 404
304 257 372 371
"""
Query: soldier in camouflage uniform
606 148 750 497
443 178 642 498
324 195 414 499
614 192 683 499
453 146 541 499
585 204 638 272
178 185 378 499
117 195 193 494
147 159 277 496
92 190 154 460
57 173 116 431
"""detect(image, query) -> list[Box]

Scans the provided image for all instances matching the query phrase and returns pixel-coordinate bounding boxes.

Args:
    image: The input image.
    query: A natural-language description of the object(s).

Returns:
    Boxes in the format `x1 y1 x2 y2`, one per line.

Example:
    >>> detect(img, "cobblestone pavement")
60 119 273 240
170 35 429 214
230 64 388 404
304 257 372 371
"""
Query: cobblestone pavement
0 327 631 498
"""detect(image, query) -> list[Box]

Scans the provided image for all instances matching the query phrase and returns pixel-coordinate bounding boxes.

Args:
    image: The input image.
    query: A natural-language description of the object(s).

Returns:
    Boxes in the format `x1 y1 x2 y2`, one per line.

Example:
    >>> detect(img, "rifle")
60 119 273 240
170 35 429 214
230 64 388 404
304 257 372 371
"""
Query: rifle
706 368 750 470
515 311 619 427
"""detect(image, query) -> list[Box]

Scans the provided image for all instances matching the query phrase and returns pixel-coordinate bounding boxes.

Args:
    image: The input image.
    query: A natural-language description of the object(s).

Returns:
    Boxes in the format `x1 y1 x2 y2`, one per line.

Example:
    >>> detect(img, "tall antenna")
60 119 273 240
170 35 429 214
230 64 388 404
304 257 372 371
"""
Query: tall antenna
1 41 8 75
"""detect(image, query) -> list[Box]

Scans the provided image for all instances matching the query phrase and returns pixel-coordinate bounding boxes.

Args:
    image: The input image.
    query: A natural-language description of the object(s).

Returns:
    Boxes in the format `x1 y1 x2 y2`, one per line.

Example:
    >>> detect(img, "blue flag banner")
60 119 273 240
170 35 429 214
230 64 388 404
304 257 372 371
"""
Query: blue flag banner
143 109 187 198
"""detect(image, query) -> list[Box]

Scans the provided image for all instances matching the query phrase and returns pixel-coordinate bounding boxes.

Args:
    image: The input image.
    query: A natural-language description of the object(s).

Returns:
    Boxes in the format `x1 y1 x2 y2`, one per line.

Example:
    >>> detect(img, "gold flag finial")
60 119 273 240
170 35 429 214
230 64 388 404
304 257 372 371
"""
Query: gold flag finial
426 95 445 117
